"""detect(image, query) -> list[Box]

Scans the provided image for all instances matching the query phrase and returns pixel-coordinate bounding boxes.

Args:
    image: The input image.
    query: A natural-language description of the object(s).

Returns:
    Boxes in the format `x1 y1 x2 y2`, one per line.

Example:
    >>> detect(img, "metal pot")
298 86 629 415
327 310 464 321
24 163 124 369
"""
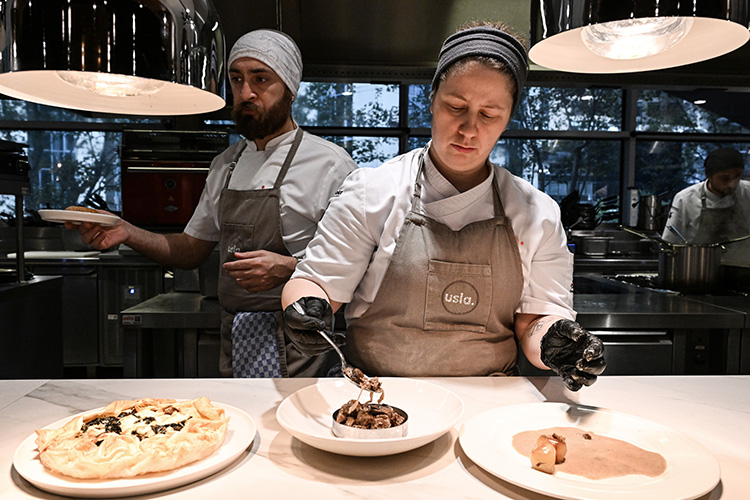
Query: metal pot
637 195 660 231
577 236 613 256
658 244 723 292
620 226 750 291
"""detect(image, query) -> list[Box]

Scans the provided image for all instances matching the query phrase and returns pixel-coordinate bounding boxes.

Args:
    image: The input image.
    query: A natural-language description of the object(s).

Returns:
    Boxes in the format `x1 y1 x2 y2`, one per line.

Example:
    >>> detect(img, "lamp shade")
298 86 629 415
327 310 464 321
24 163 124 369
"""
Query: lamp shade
530 0 750 73
0 0 225 115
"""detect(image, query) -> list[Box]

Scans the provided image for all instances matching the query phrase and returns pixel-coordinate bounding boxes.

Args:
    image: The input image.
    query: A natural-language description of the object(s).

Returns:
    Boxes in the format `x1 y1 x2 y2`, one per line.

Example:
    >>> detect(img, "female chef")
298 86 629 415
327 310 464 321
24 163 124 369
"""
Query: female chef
281 21 605 390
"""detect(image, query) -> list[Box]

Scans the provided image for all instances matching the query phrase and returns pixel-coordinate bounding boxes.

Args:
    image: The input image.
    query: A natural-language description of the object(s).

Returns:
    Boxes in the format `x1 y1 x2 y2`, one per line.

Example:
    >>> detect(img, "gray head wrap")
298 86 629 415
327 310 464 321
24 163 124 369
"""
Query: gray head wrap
705 147 745 176
228 29 303 97
431 26 528 113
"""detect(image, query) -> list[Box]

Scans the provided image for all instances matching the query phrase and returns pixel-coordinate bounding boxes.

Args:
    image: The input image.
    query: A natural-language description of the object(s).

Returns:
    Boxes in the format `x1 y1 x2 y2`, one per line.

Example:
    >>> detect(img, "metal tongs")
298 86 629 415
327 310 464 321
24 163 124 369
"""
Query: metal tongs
291 302 382 394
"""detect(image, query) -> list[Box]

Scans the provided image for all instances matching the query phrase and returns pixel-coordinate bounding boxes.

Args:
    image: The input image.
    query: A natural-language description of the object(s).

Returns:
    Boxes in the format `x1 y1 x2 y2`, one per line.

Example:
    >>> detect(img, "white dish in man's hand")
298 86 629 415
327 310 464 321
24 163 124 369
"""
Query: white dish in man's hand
38 209 120 226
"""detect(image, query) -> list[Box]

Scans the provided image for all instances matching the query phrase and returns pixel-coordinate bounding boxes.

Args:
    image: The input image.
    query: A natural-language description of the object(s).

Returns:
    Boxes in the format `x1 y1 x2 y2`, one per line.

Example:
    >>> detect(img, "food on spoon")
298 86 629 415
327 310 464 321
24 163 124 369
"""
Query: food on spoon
347 367 383 392
34 397 229 479
65 206 99 213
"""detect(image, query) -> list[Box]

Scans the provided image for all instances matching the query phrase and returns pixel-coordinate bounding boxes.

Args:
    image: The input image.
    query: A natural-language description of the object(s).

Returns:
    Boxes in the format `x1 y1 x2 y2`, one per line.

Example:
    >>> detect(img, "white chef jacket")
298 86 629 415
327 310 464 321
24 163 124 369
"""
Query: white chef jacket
662 179 750 244
294 148 576 322
185 128 357 256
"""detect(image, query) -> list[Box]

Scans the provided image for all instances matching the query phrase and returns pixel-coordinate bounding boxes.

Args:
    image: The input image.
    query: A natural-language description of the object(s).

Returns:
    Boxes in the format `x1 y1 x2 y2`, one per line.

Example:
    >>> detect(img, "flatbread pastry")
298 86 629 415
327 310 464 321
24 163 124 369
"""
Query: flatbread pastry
34 397 229 479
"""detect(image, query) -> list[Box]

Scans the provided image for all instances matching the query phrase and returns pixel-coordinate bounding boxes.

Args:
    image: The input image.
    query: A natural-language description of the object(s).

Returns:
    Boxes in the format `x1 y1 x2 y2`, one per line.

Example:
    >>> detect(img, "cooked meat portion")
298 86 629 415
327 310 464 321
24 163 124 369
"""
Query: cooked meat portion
335 400 405 429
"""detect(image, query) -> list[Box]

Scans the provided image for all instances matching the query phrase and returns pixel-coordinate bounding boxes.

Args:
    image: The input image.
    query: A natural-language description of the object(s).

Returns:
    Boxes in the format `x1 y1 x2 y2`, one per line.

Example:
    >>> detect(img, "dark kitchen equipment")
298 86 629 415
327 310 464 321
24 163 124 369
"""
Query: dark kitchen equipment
199 249 220 298
720 264 750 292
0 139 31 282
559 190 581 229
637 195 661 231
578 204 598 229
120 130 230 227
578 236 614 256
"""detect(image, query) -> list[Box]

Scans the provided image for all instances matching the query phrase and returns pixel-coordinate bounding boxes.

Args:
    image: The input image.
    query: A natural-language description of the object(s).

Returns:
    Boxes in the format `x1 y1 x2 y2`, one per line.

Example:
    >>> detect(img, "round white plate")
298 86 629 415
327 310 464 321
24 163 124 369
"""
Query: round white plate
276 378 463 457
459 402 720 500
38 209 120 226
13 403 256 498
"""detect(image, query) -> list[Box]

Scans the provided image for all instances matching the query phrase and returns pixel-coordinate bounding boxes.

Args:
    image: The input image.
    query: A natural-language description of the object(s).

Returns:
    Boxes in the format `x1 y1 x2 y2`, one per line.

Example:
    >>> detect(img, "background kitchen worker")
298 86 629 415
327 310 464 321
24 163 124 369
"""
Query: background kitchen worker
280 21 605 391
69 29 357 378
662 147 750 266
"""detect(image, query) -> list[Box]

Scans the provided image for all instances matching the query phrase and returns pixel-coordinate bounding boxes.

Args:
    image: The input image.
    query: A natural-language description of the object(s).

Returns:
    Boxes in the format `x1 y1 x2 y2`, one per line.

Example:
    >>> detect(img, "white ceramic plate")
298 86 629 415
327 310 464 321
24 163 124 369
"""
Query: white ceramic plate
459 402 720 500
276 378 463 457
38 209 120 226
13 403 256 498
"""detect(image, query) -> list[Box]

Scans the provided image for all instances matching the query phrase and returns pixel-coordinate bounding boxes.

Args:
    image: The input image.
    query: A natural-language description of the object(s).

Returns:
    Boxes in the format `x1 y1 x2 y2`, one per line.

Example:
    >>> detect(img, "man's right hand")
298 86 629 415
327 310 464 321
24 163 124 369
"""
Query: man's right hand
282 297 343 356
66 210 129 250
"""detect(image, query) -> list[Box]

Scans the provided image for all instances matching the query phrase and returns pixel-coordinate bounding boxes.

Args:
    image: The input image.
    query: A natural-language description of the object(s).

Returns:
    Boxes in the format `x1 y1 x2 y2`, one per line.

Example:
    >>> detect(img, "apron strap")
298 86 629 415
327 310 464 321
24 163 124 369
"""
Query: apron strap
221 127 303 191
222 141 248 190
273 127 304 189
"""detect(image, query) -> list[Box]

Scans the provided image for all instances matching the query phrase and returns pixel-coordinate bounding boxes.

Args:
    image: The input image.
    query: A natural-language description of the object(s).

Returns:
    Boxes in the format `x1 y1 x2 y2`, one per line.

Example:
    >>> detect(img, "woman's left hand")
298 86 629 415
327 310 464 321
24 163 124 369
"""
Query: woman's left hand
540 319 607 391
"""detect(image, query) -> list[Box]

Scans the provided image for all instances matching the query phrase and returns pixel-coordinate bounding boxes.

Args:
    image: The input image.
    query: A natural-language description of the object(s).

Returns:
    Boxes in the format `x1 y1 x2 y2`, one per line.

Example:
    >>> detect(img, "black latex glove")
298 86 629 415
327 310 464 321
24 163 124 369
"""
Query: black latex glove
282 297 344 356
540 319 606 391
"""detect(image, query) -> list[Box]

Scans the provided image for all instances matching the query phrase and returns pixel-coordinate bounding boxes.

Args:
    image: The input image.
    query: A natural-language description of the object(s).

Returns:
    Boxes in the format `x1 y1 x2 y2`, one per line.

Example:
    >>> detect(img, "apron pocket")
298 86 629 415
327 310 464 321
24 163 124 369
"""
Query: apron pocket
424 260 492 333
219 222 254 277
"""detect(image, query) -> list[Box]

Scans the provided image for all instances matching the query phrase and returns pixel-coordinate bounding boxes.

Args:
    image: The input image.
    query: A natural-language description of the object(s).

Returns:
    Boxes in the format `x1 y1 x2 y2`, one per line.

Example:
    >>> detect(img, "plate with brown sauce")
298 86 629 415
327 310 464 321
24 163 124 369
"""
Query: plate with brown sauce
459 402 720 500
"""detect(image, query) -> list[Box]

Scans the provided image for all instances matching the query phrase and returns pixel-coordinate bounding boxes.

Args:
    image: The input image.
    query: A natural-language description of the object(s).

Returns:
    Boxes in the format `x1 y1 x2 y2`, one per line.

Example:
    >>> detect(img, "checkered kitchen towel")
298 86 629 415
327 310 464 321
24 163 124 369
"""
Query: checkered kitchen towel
231 311 282 378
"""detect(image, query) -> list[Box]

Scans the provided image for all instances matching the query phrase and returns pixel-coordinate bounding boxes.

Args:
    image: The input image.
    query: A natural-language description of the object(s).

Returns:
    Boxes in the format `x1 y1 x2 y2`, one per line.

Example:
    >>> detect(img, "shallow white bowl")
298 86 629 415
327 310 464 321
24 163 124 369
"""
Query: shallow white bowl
276 378 463 457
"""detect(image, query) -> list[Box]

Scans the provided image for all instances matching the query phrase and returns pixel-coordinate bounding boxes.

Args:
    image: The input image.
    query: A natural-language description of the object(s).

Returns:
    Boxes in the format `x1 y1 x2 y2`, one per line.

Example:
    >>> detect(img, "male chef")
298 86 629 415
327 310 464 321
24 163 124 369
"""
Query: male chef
70 29 357 377
662 147 750 265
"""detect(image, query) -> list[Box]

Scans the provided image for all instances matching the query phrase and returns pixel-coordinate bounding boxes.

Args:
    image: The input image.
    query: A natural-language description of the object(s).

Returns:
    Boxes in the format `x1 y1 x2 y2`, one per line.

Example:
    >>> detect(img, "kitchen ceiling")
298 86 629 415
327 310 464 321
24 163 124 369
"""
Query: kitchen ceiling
213 0 750 90
214 0 529 81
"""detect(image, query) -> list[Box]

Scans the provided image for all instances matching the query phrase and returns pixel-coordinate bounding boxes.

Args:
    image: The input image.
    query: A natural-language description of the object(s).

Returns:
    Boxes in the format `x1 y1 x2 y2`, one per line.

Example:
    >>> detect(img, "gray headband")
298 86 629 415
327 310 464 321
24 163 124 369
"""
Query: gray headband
431 27 528 112
229 29 302 97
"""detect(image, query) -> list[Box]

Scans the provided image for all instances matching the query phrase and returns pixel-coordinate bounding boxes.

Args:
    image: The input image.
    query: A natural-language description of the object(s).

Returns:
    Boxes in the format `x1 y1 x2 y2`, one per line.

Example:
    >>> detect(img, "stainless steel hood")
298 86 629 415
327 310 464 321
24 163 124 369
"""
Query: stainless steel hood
212 0 750 89
214 0 529 82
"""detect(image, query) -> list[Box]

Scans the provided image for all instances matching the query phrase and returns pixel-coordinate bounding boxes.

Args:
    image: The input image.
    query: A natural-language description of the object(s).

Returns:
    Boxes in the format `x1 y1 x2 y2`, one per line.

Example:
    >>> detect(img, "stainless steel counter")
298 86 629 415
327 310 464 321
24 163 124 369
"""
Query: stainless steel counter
122 279 750 378
574 290 746 329
573 256 658 275
120 292 220 378
571 275 749 375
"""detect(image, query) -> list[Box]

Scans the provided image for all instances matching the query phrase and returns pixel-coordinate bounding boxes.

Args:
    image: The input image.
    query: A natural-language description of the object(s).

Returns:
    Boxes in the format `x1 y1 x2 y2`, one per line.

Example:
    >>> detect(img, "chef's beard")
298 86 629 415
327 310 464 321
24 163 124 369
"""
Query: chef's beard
232 90 294 141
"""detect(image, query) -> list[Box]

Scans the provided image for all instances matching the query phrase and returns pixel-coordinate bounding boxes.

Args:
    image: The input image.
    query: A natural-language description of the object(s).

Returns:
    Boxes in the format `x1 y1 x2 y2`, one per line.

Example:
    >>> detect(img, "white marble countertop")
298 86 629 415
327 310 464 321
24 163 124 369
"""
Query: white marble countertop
1 376 748 499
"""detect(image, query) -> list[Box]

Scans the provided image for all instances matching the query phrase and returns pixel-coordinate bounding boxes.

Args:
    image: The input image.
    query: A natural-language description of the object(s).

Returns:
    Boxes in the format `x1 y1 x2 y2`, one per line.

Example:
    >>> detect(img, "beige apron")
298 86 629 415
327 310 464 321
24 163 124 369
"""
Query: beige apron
345 147 524 376
217 128 334 377
694 183 750 265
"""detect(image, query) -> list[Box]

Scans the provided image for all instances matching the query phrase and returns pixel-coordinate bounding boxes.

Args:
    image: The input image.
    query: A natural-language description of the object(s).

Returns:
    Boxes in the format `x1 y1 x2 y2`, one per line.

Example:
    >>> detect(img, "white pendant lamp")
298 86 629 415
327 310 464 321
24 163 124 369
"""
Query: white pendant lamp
0 0 226 115
529 0 750 73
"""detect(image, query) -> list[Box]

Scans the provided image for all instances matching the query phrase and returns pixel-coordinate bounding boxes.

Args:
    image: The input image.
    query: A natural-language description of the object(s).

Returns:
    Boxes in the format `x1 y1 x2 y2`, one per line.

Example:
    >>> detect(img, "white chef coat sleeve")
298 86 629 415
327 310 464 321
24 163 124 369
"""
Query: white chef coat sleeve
292 167 379 304
500 172 575 320
518 215 576 319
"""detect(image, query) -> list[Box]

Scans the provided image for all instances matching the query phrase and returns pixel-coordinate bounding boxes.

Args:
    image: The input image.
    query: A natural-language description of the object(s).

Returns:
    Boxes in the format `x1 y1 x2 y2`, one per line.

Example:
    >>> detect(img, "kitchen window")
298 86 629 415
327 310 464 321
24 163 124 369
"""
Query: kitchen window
1 84 748 223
